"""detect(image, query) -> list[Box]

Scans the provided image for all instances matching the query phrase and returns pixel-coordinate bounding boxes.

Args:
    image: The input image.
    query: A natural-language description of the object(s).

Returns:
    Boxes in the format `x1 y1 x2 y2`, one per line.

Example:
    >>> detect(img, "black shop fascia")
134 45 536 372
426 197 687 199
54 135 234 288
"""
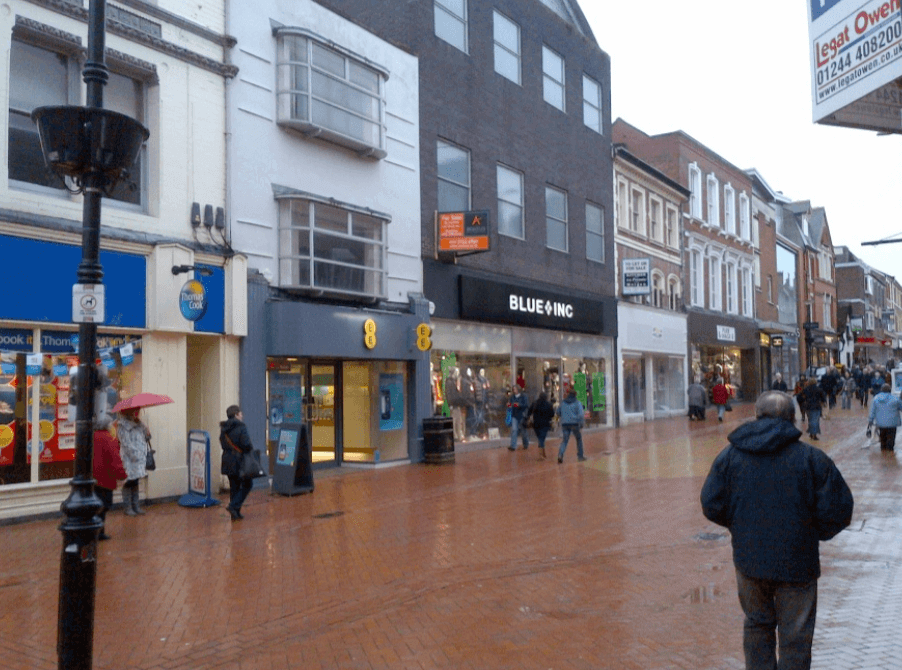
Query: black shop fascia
428 271 614 335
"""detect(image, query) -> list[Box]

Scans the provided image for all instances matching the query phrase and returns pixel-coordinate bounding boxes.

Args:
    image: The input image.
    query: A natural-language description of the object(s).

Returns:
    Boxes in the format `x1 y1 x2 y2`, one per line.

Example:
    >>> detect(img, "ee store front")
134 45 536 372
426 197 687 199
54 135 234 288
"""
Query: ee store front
427 274 617 443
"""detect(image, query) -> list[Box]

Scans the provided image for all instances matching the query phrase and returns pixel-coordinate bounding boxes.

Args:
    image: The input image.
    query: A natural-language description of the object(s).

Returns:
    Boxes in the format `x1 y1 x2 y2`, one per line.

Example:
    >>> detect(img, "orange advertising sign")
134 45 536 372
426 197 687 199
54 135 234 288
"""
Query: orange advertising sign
438 210 490 252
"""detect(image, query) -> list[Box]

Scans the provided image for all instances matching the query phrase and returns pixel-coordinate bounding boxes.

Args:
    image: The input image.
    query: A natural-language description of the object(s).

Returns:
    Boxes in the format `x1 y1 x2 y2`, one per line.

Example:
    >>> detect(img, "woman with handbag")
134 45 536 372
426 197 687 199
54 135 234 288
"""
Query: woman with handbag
528 392 556 459
220 404 255 521
116 407 152 516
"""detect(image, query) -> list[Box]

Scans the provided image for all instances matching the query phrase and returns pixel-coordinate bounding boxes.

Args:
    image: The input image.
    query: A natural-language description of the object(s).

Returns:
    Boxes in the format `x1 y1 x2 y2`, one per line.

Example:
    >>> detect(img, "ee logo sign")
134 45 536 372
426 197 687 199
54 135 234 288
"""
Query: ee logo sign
416 323 432 351
364 319 377 350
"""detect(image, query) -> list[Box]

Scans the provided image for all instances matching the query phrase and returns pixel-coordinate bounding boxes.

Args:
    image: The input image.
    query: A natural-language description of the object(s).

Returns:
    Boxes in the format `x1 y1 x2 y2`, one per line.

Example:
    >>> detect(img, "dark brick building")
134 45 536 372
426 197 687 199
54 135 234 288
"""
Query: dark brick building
315 0 617 435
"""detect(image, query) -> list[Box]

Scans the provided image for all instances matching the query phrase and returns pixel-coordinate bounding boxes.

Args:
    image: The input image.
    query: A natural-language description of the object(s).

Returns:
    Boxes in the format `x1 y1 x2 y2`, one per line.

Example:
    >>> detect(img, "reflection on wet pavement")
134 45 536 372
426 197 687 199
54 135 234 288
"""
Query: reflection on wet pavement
0 401 899 669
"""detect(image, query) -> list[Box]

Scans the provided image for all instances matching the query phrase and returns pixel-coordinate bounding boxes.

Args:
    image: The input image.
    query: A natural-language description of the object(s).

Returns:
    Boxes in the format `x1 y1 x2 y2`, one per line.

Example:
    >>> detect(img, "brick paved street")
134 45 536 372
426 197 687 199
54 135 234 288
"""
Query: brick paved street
1 401 899 669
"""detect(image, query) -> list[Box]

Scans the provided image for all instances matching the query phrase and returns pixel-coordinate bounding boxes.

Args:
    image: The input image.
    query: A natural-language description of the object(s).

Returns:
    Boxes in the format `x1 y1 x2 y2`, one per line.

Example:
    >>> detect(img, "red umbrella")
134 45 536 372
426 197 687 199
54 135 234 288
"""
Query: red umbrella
111 392 174 413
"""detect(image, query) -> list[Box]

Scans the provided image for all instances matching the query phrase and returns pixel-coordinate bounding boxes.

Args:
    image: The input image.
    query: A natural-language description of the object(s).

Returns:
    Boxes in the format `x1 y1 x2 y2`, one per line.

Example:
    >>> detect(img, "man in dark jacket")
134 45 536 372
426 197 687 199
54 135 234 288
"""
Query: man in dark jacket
701 390 853 670
220 404 255 521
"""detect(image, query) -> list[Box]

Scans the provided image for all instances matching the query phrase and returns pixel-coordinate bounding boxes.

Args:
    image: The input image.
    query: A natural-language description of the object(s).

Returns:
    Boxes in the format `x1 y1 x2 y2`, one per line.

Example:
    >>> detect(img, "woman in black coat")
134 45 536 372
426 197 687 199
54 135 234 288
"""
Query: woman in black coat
220 404 254 521
528 392 556 459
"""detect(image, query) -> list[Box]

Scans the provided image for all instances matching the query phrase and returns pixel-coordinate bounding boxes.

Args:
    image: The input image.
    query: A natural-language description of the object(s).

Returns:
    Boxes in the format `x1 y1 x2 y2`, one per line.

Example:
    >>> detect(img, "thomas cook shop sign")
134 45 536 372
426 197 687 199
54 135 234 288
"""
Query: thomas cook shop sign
459 276 604 332
179 280 208 322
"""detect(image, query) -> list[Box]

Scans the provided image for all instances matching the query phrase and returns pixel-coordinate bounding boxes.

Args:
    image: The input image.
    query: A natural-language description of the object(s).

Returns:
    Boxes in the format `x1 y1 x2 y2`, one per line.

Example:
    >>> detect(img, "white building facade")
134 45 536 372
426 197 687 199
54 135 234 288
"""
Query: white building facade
226 0 425 470
1 0 243 519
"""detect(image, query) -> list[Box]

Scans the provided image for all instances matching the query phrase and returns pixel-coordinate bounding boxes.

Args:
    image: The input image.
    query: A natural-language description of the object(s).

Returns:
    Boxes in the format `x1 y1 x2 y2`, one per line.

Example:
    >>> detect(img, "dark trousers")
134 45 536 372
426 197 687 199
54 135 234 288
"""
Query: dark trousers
736 570 817 670
688 405 706 420
227 475 253 511
96 486 113 523
879 426 897 451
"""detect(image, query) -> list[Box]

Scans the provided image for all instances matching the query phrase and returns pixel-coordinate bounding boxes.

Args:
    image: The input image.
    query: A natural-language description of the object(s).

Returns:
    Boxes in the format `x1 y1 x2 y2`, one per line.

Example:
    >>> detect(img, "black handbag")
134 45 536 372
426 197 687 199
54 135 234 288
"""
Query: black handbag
145 445 157 471
239 449 265 480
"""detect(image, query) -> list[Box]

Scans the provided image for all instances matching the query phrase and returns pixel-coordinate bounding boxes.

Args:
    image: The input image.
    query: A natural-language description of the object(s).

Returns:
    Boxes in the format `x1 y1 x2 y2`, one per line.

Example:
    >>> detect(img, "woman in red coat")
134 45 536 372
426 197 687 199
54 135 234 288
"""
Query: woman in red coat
711 378 731 423
93 414 127 540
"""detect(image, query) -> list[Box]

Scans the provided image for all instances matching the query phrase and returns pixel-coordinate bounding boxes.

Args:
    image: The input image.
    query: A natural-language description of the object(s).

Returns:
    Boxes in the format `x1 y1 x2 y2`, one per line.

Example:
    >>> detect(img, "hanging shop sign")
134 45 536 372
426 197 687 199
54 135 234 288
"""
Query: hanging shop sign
179 280 208 322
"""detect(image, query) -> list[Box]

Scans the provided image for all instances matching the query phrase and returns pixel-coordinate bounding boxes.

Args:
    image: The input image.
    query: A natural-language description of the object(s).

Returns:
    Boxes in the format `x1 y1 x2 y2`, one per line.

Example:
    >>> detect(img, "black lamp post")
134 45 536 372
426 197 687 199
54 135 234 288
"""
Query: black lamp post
30 1 148 668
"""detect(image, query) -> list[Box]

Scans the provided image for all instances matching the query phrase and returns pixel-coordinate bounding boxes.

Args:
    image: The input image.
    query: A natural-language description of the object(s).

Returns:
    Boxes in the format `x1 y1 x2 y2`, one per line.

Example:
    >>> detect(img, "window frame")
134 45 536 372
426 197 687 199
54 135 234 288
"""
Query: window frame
545 185 569 253
492 10 520 84
709 255 722 311
582 74 602 133
739 192 751 240
688 163 702 220
585 202 605 263
436 139 471 213
277 194 389 300
275 28 388 159
497 163 525 240
648 196 662 243
706 173 720 228
723 184 736 235
665 206 678 249
651 270 665 308
435 0 468 52
668 276 681 311
542 45 566 112
725 261 738 314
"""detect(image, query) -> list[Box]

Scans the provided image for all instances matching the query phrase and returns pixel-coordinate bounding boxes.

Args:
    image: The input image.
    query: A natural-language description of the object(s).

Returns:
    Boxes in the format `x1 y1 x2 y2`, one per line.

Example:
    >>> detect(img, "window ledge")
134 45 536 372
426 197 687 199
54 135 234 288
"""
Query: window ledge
278 119 387 159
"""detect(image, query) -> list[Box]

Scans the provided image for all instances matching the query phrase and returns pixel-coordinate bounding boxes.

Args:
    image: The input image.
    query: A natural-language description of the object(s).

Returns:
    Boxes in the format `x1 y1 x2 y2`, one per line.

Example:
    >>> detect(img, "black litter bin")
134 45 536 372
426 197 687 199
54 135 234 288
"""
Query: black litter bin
423 416 454 464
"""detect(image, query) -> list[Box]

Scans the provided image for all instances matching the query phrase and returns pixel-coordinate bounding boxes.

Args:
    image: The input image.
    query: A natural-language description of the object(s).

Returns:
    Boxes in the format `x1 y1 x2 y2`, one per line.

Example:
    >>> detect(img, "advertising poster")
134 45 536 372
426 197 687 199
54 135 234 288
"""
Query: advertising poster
268 371 302 441
573 371 588 408
379 373 404 431
592 373 606 412
189 435 207 494
276 429 298 466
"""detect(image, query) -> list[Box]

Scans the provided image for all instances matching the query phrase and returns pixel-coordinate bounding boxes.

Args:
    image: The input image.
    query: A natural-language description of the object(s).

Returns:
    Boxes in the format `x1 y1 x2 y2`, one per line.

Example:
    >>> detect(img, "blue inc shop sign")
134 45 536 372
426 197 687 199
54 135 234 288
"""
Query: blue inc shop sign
179 280 208 321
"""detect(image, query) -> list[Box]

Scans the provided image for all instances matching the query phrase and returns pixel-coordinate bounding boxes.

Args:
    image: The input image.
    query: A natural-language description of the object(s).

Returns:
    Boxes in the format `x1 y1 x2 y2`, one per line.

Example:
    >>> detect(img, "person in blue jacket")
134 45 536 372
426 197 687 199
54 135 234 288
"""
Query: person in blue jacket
868 383 902 451
701 390 853 670
555 389 586 463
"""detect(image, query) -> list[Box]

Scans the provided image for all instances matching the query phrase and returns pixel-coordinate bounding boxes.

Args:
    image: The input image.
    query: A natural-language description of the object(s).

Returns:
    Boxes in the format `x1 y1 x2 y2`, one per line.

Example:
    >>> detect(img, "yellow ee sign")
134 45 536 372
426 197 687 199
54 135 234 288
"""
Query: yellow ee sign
416 323 432 351
364 319 377 349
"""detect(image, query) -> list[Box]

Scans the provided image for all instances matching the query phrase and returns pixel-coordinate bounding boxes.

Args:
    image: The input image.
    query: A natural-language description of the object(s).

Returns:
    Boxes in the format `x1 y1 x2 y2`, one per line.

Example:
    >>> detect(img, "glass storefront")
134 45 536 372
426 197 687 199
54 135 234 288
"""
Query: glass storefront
691 345 743 399
621 355 686 417
430 320 613 444
1 332 143 487
267 357 407 467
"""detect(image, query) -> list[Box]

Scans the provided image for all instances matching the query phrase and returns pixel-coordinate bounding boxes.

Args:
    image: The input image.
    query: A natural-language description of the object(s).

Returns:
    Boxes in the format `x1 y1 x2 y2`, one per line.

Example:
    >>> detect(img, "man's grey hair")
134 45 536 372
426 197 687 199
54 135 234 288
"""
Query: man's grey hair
755 391 796 422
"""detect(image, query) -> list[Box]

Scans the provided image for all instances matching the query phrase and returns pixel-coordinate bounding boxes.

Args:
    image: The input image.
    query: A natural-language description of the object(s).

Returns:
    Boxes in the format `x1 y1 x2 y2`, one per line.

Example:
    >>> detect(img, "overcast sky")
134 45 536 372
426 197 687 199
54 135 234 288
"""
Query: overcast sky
582 0 902 277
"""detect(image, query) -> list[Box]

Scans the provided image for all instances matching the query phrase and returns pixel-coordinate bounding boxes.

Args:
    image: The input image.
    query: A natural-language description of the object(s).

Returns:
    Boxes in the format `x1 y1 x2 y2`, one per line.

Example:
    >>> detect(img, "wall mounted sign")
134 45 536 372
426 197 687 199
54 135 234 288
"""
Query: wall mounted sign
438 210 490 253
459 276 604 332
179 280 208 321
622 258 651 295
716 325 737 342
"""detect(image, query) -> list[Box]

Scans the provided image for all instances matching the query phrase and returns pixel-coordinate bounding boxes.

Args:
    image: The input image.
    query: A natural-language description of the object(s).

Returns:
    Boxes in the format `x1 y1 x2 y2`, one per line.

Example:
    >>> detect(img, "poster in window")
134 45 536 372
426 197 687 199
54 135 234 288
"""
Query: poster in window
379 373 404 431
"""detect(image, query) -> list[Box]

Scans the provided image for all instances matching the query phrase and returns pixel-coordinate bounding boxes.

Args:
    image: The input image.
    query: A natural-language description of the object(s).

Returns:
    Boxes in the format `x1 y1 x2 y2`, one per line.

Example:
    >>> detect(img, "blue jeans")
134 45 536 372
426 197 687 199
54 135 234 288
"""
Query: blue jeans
806 409 821 436
534 426 550 449
509 418 529 449
558 425 584 460
736 570 817 670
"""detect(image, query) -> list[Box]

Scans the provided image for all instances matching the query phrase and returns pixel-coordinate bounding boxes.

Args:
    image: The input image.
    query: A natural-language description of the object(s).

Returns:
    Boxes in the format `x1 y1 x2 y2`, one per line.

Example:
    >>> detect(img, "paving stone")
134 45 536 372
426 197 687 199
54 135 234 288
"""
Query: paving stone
2 402 900 668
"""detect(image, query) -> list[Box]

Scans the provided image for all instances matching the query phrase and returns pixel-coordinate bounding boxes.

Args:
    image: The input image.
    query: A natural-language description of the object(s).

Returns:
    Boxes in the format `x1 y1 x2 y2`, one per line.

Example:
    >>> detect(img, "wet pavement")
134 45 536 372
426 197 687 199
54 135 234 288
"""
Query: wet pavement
1 400 900 669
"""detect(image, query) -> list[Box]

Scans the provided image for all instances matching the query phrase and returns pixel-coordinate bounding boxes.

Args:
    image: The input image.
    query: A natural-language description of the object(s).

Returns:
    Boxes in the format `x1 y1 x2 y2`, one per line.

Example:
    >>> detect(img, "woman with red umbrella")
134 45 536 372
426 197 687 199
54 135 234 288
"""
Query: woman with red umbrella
116 406 153 516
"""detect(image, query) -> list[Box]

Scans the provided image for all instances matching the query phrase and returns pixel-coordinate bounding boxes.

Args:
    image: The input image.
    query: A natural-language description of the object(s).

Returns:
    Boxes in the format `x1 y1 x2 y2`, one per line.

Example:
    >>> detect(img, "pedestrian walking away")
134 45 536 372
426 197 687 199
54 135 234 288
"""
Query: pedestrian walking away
798 378 826 440
92 413 127 540
116 407 152 516
527 391 555 459
507 384 530 451
841 371 857 410
556 389 586 463
701 390 854 670
867 383 902 451
220 404 255 521
711 377 731 422
687 377 707 421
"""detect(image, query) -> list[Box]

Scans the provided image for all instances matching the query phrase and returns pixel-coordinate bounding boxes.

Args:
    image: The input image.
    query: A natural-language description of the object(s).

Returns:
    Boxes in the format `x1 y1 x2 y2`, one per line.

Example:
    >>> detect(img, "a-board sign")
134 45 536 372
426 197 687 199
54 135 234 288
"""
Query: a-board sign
272 423 313 496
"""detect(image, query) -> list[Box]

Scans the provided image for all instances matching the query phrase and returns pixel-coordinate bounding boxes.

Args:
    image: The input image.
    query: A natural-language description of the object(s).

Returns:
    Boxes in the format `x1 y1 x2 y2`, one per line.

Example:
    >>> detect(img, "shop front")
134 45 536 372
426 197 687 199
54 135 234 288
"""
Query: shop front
426 274 617 443
0 233 245 520
617 303 687 424
251 296 431 471
688 312 759 401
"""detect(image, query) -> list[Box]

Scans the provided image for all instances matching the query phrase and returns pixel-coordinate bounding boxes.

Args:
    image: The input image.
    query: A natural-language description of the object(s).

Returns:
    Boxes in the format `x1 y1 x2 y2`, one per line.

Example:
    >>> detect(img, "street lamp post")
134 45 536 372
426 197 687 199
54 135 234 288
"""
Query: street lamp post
30 1 148 667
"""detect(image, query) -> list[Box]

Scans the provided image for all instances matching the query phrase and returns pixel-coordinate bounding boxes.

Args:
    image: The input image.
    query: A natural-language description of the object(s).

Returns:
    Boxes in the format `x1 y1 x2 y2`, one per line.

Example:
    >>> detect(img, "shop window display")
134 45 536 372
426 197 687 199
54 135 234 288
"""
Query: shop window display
691 346 743 400
1 338 142 487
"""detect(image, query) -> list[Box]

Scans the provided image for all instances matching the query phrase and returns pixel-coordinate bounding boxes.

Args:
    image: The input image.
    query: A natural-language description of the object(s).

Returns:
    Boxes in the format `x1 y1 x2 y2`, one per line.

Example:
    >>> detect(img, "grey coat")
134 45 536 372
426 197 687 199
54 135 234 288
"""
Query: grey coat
687 383 707 407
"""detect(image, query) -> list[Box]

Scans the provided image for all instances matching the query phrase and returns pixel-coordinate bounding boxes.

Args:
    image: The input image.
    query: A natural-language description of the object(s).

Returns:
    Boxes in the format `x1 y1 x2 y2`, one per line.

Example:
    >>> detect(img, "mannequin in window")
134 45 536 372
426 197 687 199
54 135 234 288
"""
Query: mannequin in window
444 367 463 441
464 368 478 438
